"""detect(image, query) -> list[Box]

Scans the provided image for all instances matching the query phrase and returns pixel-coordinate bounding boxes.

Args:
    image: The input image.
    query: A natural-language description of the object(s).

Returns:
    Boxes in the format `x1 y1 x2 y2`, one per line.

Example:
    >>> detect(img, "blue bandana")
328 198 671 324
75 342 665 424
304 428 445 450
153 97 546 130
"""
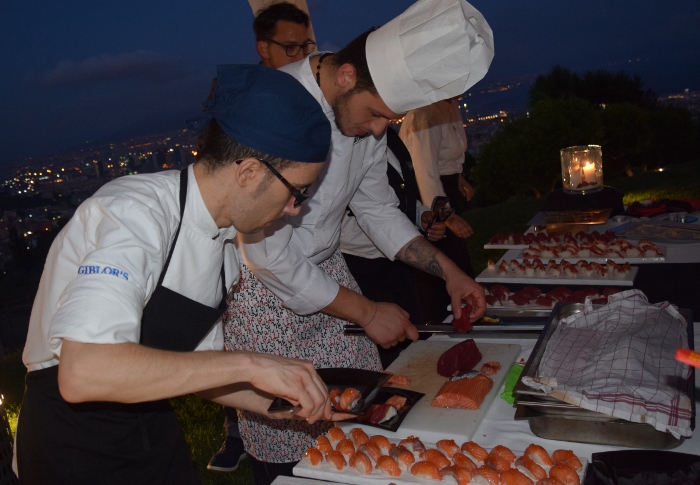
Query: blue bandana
186 64 330 163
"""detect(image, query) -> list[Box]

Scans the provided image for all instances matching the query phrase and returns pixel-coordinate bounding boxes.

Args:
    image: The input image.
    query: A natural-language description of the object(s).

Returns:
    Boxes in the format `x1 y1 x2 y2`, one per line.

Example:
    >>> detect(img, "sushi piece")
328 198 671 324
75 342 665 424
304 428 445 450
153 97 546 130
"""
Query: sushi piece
425 448 451 470
441 465 472 485
501 468 535 485
461 441 488 462
410 460 443 480
335 438 355 460
303 447 323 466
349 450 372 475
436 439 461 458
368 403 398 425
376 455 401 477
325 450 346 470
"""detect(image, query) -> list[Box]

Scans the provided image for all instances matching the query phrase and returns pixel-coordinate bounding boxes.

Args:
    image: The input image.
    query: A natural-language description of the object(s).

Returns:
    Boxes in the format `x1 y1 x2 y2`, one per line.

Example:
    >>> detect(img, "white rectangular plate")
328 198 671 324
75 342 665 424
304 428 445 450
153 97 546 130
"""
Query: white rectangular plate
475 266 638 286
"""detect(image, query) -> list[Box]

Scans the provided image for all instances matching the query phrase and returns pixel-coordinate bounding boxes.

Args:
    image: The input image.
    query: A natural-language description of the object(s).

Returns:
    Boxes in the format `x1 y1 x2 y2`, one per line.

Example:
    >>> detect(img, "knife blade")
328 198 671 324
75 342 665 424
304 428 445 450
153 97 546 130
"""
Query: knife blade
344 324 457 334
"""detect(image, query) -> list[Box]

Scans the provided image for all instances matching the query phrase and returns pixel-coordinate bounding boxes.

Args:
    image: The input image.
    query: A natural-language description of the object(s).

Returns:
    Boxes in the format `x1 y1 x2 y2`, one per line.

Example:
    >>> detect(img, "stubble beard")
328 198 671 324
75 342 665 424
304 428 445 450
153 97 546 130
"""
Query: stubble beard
332 89 357 137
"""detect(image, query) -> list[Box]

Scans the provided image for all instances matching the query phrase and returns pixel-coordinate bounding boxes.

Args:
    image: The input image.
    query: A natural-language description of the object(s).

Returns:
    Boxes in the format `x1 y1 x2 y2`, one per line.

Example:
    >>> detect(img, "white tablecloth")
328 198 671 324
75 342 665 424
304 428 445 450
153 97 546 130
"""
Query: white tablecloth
273 323 700 485
428 322 700 460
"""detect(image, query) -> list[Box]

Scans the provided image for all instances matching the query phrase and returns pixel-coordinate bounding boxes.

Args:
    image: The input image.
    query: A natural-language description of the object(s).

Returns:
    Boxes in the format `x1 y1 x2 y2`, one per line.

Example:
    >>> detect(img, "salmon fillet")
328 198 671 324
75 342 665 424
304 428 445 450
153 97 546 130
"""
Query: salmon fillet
431 374 493 409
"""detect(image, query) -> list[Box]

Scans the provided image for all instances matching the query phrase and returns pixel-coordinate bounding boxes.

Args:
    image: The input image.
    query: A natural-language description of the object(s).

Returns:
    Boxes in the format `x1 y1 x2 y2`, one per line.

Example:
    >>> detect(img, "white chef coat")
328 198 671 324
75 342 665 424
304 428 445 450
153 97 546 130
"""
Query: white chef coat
238 55 421 315
22 165 239 372
340 148 430 260
399 98 468 207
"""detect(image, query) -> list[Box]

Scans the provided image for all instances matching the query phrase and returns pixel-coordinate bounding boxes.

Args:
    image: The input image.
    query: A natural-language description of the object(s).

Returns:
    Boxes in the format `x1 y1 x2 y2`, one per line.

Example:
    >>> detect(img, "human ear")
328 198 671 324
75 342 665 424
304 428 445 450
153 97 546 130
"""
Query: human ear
335 63 356 90
235 157 265 188
257 40 270 60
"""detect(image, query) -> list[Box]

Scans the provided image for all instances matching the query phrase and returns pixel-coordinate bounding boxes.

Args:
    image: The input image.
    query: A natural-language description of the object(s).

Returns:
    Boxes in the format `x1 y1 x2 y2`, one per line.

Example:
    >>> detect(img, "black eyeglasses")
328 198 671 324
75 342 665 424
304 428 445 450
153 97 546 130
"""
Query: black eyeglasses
236 158 309 207
266 39 317 57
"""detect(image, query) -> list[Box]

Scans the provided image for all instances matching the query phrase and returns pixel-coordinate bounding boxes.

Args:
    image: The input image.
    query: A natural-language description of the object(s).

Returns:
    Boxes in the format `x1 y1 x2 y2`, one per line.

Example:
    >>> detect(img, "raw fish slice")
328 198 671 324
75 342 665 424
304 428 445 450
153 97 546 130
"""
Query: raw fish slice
425 448 451 470
303 447 323 466
551 450 582 471
473 465 500 485
376 455 402 477
335 438 355 460
315 435 332 455
461 441 489 461
326 426 345 446
437 339 482 377
324 450 346 470
410 460 442 480
436 439 461 458
501 468 535 485
524 443 554 466
349 427 369 447
489 444 516 463
389 445 415 470
368 434 392 454
338 387 362 411
399 435 426 460
550 464 581 485
441 465 472 485
537 478 566 485
349 450 372 475
452 452 477 471
357 441 382 463
515 455 546 480
484 454 510 473
432 374 493 410
384 395 407 409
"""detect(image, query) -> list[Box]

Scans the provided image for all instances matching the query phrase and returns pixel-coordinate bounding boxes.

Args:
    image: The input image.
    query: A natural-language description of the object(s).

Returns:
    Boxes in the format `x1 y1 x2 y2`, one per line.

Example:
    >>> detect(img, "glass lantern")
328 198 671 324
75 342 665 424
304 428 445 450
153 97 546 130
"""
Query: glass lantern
560 145 603 195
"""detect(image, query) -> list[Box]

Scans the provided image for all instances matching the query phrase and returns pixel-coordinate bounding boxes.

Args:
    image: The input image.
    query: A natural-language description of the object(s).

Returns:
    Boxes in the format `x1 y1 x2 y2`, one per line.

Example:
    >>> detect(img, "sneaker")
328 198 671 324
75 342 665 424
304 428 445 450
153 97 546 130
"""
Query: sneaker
207 437 247 472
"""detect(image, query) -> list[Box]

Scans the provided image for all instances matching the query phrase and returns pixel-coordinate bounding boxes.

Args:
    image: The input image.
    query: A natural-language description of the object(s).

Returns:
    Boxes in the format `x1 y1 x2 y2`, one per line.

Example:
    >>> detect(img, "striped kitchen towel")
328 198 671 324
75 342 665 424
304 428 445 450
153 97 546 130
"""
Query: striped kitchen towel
522 289 693 438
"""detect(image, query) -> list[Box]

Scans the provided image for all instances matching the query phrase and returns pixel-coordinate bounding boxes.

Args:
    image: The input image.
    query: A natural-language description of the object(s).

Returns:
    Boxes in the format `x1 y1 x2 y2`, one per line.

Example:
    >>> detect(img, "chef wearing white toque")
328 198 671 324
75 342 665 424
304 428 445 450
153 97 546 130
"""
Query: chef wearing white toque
226 2 494 483
367 0 494 114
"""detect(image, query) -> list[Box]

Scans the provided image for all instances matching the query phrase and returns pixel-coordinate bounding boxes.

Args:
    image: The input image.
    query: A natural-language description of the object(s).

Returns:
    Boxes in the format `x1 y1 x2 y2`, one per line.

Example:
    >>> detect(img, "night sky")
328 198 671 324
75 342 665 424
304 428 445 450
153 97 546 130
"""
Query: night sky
1 0 698 167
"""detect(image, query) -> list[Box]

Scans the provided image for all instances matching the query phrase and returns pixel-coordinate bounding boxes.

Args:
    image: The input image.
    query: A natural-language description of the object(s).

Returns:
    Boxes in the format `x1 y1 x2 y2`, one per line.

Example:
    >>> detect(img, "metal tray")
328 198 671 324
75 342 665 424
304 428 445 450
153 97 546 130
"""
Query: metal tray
513 302 695 448
542 208 612 225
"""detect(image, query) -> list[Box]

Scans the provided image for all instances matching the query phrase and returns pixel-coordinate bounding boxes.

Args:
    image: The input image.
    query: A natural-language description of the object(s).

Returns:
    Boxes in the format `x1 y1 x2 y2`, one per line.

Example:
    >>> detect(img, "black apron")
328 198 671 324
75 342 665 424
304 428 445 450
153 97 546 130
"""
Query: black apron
17 169 227 484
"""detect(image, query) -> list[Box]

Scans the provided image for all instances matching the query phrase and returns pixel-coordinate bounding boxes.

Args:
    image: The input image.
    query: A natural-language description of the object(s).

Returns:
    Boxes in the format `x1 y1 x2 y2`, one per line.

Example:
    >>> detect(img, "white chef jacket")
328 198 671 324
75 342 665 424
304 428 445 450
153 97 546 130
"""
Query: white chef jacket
340 148 430 260
238 55 421 315
399 98 468 207
22 165 239 372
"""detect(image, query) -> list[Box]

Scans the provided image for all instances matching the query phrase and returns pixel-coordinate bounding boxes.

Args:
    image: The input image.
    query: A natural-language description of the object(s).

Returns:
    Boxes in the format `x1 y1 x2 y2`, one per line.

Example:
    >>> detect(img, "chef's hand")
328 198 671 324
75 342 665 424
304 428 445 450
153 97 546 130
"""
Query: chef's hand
421 211 447 241
458 174 475 201
445 271 486 323
445 213 473 239
362 302 419 349
247 353 332 423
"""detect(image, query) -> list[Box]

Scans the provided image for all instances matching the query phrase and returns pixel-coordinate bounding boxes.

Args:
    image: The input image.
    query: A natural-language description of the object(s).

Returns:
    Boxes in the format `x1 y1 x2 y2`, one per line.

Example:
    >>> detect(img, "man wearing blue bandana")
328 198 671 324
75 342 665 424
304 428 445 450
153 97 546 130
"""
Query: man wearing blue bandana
15 64 336 484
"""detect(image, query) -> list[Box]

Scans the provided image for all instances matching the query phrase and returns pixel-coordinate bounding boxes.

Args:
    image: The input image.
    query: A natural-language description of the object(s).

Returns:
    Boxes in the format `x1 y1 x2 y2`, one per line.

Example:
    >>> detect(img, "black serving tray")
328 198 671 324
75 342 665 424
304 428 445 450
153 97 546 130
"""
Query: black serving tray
583 450 700 485
267 368 391 415
351 387 425 432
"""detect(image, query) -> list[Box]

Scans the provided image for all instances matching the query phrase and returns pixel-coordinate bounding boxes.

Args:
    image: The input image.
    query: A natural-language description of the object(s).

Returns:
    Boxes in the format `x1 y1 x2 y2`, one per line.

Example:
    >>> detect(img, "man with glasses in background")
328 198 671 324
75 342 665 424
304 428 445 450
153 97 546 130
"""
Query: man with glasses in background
255 2 316 69
207 1 317 473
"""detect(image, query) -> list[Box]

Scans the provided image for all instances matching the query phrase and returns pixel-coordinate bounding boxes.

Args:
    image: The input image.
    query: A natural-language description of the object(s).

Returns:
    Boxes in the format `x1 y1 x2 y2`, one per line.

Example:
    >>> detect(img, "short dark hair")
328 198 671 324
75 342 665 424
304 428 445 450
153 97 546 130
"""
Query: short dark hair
196 119 296 176
253 2 310 41
331 28 377 95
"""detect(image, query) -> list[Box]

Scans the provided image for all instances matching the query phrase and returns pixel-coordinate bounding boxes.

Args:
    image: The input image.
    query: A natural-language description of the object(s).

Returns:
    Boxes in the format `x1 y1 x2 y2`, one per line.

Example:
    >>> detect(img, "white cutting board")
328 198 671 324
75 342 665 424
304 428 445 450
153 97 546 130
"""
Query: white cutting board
338 340 520 444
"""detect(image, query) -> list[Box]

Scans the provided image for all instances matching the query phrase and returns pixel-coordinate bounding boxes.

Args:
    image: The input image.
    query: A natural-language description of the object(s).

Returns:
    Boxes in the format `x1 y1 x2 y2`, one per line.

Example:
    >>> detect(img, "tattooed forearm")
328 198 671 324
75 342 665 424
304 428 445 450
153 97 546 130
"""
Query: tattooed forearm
397 237 445 279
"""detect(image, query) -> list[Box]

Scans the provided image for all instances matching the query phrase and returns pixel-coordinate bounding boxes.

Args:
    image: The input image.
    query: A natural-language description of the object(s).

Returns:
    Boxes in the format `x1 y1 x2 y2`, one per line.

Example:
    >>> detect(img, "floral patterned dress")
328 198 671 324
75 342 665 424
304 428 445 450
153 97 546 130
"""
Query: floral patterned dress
223 249 382 463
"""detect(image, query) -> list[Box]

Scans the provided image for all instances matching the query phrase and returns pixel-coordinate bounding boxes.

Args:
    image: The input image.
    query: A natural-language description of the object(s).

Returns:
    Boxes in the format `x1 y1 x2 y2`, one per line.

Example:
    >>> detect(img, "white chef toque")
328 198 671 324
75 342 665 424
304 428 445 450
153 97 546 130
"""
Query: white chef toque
366 0 494 114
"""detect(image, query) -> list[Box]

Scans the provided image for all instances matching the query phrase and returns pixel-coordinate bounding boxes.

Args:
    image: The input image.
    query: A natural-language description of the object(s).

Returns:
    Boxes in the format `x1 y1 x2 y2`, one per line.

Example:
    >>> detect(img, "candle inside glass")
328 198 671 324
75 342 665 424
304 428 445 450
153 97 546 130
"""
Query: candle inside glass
569 162 582 188
582 161 597 183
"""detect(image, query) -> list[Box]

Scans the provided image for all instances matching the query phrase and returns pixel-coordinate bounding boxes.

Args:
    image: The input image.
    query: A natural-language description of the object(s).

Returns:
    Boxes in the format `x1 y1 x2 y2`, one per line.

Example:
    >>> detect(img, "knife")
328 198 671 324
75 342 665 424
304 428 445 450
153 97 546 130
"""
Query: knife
344 324 457 334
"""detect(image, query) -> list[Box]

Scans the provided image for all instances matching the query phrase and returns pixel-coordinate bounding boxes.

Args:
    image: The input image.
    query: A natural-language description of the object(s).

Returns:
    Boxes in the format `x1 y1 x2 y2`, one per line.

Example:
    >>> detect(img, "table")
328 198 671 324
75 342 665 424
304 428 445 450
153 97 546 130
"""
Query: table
495 212 700 315
277 324 700 485
428 327 700 459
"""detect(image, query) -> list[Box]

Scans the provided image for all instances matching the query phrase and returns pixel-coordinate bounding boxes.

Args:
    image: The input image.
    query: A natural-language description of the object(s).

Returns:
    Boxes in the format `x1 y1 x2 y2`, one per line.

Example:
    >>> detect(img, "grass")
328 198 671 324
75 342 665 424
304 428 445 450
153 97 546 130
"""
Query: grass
1 158 698 484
